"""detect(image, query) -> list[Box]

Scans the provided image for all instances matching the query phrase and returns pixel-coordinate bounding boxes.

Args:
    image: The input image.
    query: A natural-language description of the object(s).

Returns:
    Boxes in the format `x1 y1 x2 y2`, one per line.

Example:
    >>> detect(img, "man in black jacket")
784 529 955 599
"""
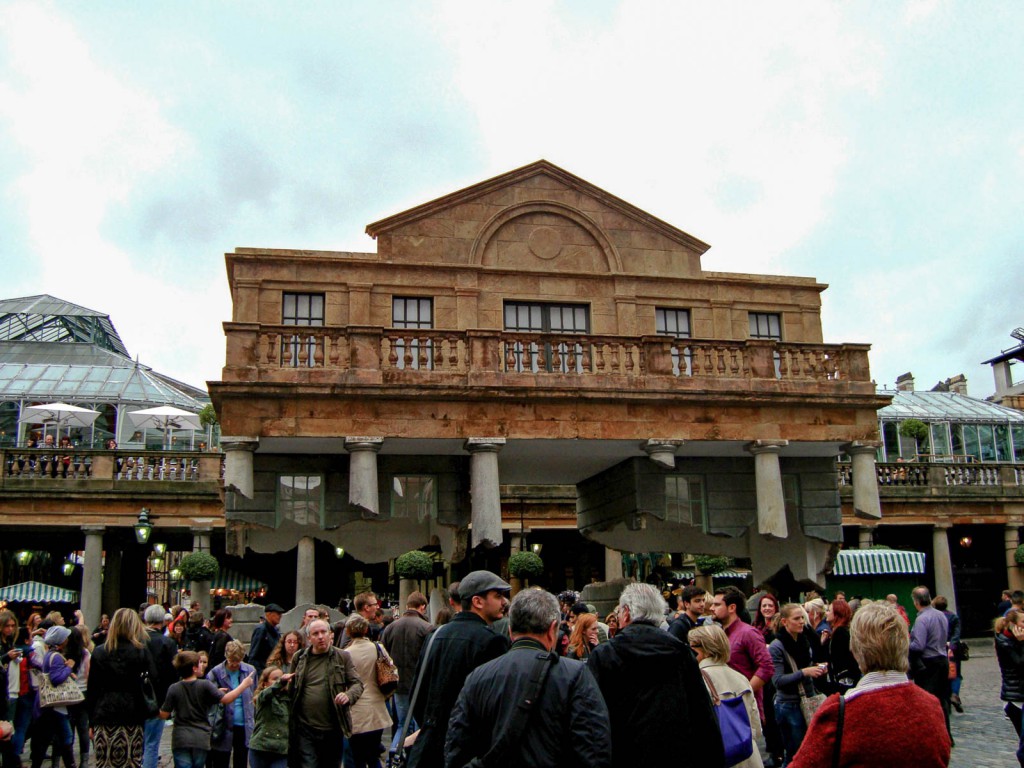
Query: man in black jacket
588 583 724 768
445 589 611 768
246 603 284 676
382 590 433 755
407 571 511 768
667 583 707 644
143 604 178 768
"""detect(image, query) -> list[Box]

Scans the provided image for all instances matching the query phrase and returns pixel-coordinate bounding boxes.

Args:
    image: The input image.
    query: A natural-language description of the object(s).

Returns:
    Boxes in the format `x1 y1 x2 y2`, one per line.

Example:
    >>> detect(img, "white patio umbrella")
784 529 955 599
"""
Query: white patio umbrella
127 405 203 449
19 402 101 442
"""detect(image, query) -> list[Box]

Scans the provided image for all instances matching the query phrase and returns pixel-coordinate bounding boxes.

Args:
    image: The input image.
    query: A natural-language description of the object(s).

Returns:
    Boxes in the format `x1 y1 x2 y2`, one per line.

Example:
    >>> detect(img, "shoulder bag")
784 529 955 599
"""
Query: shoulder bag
38 653 85 709
701 670 754 768
387 629 440 768
375 642 399 698
782 647 827 726
831 695 845 768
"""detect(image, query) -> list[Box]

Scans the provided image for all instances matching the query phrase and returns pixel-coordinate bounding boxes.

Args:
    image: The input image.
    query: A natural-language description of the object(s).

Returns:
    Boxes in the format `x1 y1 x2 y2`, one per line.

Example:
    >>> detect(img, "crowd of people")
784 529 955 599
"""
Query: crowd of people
0 576 983 768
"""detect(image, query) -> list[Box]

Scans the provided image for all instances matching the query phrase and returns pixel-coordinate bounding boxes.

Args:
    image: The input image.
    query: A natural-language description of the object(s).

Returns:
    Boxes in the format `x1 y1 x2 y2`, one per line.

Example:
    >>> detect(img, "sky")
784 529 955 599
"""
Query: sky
1 1 1022 400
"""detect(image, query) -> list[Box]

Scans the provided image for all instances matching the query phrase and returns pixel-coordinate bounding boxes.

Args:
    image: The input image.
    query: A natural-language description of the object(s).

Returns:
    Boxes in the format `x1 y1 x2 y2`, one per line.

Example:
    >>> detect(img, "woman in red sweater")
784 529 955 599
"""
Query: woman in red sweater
789 602 950 768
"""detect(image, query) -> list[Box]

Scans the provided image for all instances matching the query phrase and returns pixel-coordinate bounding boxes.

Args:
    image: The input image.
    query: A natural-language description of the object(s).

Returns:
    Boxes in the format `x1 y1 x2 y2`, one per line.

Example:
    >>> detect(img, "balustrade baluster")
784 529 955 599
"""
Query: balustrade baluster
419 338 430 370
536 342 546 371
313 334 324 367
595 344 606 372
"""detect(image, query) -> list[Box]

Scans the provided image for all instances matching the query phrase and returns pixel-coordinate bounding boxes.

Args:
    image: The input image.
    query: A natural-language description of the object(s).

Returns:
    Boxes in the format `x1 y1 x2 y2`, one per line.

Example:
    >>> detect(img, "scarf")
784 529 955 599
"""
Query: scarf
779 627 812 670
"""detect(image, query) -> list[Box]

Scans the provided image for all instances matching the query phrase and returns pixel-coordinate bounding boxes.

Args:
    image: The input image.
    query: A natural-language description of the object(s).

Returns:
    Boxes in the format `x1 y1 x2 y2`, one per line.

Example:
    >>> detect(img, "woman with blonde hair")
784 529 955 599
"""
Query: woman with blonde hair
689 623 762 768
343 613 394 768
769 604 827 766
207 640 256 768
565 613 599 660
995 608 1024 763
86 607 159 768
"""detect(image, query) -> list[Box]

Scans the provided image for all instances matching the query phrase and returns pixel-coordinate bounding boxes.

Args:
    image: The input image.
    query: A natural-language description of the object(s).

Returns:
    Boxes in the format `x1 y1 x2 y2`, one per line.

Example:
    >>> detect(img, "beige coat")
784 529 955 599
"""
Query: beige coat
699 658 764 768
345 637 394 735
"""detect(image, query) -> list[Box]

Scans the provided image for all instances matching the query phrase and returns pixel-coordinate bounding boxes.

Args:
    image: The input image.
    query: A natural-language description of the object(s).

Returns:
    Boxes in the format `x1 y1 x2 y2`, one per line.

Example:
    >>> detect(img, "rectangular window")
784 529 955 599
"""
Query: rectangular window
282 293 324 367
392 298 433 369
930 423 951 459
978 425 997 462
748 312 782 340
961 425 981 462
1013 425 1024 462
665 476 705 529
782 475 800 515
504 302 589 372
391 476 437 523
656 308 692 376
882 422 900 463
277 475 323 527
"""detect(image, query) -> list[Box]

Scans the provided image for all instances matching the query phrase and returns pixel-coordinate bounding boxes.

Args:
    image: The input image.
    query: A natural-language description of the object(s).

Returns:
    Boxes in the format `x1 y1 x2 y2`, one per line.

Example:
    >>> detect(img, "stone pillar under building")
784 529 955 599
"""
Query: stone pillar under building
844 441 882 519
509 534 524 554
642 439 683 469
222 437 258 499
191 527 213 618
466 438 505 549
932 524 957 613
747 440 789 538
858 526 874 549
81 526 105 631
1007 523 1024 592
345 437 384 516
101 547 121 617
604 548 624 581
296 536 316 605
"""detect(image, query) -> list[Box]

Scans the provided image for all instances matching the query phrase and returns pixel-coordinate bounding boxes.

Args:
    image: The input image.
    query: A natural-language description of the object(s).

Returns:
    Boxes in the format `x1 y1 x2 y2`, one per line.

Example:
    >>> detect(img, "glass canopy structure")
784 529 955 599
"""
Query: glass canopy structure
876 389 1024 463
0 295 209 449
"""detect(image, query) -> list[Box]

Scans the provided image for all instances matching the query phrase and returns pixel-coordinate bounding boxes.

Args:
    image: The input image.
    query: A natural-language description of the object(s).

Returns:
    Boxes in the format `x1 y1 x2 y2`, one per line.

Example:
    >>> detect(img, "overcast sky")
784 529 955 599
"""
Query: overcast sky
2 1 1021 400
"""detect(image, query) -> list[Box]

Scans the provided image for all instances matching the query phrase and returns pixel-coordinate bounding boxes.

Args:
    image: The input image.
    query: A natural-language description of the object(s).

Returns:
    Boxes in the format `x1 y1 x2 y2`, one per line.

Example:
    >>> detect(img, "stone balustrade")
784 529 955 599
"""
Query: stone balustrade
1 448 224 484
230 324 873 384
839 461 1023 489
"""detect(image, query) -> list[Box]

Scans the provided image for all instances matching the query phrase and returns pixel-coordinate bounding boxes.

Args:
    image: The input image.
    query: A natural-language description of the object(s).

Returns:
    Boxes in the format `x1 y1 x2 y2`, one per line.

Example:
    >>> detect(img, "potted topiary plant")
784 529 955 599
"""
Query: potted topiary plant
178 552 218 617
508 551 544 596
693 554 732 576
1015 544 1024 565
898 419 930 455
395 550 434 607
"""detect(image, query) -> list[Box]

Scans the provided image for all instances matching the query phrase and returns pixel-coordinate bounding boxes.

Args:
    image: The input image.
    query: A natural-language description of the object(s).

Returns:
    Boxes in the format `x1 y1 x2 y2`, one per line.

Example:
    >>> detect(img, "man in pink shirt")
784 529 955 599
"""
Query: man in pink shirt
711 586 774 718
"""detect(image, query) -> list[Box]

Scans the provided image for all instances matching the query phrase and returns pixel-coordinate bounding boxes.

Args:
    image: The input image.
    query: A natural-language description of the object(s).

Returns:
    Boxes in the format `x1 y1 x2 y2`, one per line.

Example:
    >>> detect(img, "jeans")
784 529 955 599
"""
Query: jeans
773 699 807 767
30 709 74 768
143 717 166 768
67 701 89 762
209 726 247 768
349 730 383 768
248 749 288 768
294 722 345 768
173 748 209 768
389 693 416 753
12 692 34 755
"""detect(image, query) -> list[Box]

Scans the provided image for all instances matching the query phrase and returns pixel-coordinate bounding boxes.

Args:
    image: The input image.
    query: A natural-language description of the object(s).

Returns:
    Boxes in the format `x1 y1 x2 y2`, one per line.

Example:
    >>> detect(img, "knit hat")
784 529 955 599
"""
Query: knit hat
43 626 71 647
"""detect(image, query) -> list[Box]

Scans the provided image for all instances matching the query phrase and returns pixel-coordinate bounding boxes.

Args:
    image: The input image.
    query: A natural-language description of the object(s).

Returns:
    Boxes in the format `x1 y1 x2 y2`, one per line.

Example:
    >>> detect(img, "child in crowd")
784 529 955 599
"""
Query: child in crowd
248 666 294 768
159 651 253 768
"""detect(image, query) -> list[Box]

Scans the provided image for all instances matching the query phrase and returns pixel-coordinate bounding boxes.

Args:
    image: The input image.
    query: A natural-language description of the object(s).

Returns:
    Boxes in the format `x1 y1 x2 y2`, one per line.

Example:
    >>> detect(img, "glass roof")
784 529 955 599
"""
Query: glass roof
0 295 129 357
878 390 1024 424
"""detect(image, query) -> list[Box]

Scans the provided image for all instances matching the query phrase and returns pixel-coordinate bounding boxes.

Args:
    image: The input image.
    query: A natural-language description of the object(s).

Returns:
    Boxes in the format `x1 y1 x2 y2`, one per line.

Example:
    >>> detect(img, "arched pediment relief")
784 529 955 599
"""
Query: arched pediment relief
471 201 622 274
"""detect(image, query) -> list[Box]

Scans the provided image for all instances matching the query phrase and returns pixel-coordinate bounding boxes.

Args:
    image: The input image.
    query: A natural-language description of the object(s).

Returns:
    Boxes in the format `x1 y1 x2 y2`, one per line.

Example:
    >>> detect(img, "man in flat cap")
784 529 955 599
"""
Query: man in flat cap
407 570 511 768
247 603 284 676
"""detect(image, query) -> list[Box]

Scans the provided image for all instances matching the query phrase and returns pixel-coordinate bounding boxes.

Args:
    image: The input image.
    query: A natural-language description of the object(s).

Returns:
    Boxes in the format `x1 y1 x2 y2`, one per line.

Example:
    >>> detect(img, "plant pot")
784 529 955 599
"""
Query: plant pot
192 580 211 618
399 578 417 610
509 577 522 597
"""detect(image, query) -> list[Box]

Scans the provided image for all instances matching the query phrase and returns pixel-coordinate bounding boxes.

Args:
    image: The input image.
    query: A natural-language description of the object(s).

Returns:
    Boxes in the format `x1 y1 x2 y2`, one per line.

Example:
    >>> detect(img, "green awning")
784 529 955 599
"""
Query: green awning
832 549 926 576
0 580 79 603
213 569 266 592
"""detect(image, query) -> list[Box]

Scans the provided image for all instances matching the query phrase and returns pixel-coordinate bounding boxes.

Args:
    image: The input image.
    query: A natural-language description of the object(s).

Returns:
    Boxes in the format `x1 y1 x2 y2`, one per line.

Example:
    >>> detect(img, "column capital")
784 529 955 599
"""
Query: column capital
81 525 106 535
344 436 384 453
465 437 506 454
746 439 789 456
220 437 259 453
190 526 214 535
843 440 881 455
642 439 684 469
933 520 953 531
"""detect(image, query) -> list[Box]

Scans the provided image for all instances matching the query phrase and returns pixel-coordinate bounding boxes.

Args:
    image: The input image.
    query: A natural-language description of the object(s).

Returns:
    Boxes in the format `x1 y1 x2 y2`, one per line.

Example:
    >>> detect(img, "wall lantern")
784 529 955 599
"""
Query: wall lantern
150 557 164 570
134 508 153 544
15 551 34 566
531 543 543 554
169 568 182 581
153 542 167 555
335 547 345 559
62 561 75 577
959 536 973 548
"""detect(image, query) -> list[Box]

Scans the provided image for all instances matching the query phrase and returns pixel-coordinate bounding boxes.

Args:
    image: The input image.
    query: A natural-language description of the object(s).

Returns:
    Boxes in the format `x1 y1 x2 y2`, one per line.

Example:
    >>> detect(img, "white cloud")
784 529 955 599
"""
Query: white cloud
435 2 881 274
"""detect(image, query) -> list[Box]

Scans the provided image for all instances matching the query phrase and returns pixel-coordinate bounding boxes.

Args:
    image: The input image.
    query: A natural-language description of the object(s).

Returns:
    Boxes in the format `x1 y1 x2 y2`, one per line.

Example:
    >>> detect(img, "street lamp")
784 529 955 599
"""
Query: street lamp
62 560 75 577
134 508 153 544
15 551 34 566
335 547 345 559
153 542 167 555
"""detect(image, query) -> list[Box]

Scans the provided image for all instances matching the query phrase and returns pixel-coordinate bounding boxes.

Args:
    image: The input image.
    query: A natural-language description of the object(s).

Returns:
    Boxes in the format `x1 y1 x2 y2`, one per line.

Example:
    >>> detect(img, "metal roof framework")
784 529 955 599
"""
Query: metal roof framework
878 390 1024 425
0 295 129 357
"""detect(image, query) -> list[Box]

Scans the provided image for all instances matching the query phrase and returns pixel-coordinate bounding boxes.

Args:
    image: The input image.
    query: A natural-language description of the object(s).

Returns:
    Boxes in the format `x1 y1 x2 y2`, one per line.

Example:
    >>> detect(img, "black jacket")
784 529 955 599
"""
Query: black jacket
666 613 698 644
86 642 161 726
997 632 1024 702
247 621 280 675
408 611 509 768
588 622 724 768
381 609 433 696
146 627 179 702
445 637 611 768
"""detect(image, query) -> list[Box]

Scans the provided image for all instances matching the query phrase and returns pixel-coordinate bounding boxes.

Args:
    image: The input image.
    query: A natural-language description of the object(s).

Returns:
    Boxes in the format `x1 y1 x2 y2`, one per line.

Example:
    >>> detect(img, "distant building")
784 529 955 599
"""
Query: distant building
984 328 1024 411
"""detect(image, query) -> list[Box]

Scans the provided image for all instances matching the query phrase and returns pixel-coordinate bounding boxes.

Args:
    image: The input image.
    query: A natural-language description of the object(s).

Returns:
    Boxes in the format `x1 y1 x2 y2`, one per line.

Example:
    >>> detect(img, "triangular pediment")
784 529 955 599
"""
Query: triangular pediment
365 160 710 255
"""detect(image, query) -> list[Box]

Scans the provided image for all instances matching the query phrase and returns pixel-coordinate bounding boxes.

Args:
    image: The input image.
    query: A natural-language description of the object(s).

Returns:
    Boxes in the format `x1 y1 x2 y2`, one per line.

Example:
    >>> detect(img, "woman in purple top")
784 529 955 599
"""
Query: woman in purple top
31 626 77 768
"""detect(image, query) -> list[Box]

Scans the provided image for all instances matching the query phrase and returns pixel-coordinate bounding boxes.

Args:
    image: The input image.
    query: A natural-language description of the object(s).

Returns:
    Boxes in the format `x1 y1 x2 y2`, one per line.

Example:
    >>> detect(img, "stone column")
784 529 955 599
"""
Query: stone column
221 437 258 499
1006 523 1024 592
101 547 122 617
296 536 316 605
191 527 213 618
466 438 505 549
844 441 883 519
81 526 105 631
747 440 789 538
642 439 684 470
509 534 524 554
604 547 624 581
932 523 957 613
345 437 384 517
858 526 874 549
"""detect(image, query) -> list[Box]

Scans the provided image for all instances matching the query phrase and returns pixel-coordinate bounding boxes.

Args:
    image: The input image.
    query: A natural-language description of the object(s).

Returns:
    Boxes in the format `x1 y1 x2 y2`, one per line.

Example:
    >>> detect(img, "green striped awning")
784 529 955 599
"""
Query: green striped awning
212 569 266 592
663 569 752 580
0 581 79 603
833 549 926 576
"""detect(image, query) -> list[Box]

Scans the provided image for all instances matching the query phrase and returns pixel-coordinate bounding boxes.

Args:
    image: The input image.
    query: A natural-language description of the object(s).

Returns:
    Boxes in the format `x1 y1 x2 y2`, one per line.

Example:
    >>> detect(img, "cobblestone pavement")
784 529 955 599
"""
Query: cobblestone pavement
951 639 1018 768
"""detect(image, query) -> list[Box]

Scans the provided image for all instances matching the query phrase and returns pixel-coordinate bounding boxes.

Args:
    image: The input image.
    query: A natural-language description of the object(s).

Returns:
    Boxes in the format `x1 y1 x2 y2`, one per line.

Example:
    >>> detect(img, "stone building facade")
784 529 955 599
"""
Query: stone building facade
210 161 886 602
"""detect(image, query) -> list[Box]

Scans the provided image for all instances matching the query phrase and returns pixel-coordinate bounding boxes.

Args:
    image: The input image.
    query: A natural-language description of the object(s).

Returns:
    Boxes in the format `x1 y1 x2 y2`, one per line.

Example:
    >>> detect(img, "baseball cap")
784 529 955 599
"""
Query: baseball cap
458 570 511 598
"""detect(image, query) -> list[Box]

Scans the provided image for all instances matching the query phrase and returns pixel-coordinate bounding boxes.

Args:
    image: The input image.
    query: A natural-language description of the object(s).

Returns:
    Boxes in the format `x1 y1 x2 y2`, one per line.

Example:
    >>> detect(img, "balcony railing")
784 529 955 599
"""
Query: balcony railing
839 461 1024 488
227 324 873 385
1 448 224 484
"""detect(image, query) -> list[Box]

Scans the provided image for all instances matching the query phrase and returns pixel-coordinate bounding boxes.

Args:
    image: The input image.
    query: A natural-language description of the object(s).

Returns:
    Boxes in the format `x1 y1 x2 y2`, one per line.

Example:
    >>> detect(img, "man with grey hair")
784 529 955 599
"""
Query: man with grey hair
445 589 611 768
143 604 179 768
588 583 724 768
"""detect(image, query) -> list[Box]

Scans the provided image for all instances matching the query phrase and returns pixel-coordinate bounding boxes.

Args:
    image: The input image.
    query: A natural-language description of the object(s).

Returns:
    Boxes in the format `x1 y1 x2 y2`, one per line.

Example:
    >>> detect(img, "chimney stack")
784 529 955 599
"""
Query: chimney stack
896 372 915 392
947 374 968 396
